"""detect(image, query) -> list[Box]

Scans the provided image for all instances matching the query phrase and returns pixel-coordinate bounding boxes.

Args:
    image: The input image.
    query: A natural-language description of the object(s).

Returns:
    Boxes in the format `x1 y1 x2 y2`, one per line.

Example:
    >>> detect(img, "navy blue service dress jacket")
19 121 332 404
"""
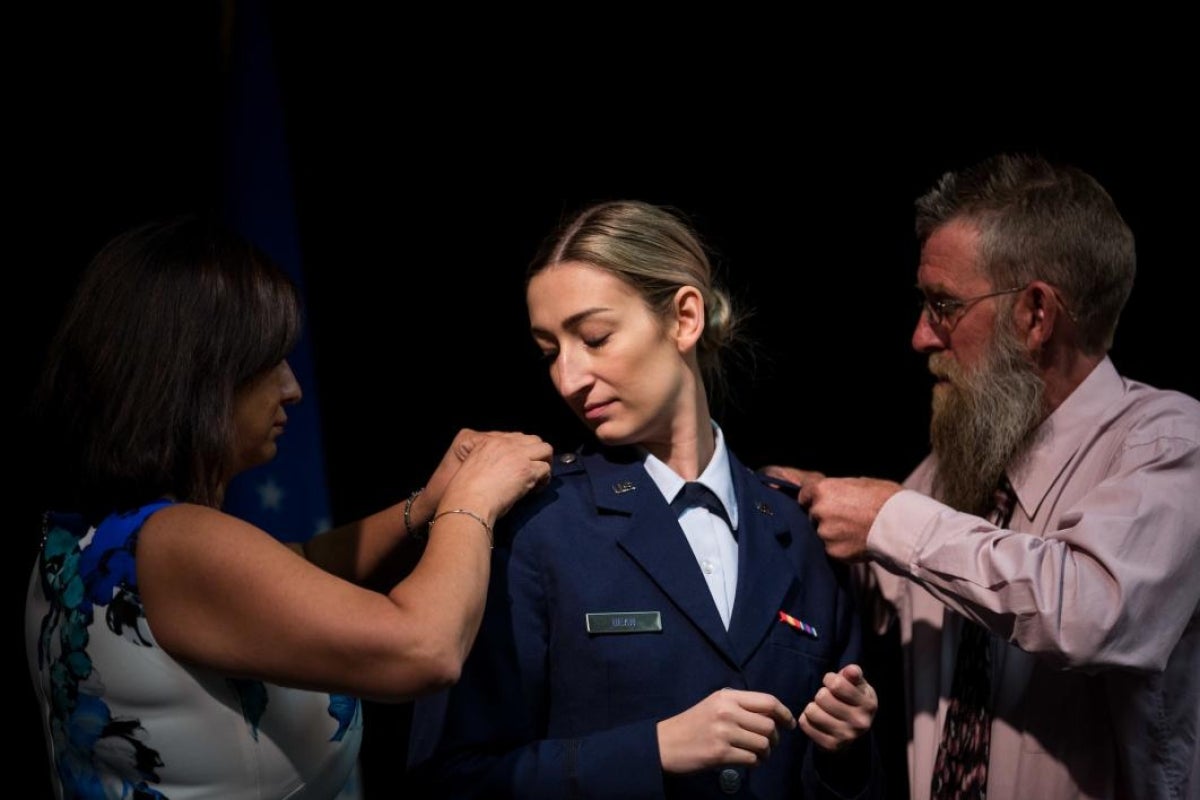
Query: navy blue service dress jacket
408 444 883 799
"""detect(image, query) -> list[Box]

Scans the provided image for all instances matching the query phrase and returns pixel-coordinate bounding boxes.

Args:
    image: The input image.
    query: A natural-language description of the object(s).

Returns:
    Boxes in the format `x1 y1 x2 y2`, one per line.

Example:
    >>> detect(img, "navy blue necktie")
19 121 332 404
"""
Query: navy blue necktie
671 482 732 531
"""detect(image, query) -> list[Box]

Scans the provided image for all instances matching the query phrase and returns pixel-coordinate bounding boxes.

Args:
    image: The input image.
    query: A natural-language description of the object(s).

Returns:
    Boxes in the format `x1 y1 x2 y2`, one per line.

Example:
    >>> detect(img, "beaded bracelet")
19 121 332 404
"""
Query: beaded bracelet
428 508 494 549
404 488 425 540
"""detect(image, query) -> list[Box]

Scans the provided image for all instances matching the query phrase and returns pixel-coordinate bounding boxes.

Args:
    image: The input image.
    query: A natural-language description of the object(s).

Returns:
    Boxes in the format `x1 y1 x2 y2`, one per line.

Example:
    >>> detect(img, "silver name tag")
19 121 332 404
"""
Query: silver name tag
585 611 663 634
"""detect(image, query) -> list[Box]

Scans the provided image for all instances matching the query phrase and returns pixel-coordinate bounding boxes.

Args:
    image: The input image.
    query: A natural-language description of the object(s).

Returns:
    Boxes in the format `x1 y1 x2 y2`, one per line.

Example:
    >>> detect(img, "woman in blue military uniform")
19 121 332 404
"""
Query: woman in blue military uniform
408 200 884 799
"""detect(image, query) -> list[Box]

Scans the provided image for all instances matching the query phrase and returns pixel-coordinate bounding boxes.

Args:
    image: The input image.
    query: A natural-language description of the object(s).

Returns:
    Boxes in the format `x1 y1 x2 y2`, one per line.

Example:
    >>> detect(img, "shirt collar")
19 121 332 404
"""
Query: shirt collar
1007 357 1124 519
641 421 739 529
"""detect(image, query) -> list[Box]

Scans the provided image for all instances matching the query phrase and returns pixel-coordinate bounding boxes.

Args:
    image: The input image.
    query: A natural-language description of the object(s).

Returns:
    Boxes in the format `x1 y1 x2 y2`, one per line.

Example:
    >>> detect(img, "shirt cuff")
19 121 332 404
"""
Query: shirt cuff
867 489 949 573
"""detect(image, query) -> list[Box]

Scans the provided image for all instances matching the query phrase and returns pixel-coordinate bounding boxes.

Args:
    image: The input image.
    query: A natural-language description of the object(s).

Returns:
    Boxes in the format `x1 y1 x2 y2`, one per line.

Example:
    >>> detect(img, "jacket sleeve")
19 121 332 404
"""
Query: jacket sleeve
868 412 1200 672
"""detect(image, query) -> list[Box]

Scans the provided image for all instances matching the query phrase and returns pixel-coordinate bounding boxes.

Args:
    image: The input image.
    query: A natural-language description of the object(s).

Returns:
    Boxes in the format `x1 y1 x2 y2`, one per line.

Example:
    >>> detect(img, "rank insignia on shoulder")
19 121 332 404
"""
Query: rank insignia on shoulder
612 480 637 494
755 501 774 516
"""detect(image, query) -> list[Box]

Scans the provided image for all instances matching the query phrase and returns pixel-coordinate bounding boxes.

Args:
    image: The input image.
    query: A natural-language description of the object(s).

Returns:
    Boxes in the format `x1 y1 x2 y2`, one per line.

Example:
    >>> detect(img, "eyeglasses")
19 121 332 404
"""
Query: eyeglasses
917 285 1027 330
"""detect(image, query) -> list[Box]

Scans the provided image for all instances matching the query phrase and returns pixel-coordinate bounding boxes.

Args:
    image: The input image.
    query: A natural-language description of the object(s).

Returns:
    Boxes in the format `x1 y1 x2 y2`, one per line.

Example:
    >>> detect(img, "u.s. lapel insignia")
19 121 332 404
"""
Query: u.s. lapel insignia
755 500 774 516
612 480 637 494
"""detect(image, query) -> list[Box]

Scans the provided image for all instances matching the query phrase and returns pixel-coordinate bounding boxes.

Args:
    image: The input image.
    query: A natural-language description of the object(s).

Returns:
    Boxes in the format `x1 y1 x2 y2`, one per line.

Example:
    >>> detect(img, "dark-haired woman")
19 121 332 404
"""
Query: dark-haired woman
25 215 552 799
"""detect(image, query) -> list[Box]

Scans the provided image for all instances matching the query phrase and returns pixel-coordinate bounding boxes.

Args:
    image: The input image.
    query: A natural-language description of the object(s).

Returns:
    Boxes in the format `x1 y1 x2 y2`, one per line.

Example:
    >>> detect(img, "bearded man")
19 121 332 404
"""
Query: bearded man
766 153 1200 800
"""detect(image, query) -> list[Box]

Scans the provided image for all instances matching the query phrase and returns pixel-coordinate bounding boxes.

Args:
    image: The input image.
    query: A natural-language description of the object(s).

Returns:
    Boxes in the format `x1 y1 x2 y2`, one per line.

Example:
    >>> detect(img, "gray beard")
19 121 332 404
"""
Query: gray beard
929 321 1044 516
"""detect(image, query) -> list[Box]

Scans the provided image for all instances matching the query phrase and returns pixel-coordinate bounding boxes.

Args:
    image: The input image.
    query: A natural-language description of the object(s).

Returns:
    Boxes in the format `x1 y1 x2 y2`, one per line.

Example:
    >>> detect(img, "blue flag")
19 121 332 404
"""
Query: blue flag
219 0 330 543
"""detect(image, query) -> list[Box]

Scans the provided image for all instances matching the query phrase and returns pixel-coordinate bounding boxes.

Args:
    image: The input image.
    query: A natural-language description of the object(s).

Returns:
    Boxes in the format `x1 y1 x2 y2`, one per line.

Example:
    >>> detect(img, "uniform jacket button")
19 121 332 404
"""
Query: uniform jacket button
718 767 741 794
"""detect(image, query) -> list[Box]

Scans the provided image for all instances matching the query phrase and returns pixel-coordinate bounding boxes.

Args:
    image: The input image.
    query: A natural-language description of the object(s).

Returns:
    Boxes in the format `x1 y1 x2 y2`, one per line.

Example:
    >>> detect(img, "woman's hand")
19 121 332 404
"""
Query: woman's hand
436 431 553 523
798 664 878 751
657 688 796 773
412 428 552 529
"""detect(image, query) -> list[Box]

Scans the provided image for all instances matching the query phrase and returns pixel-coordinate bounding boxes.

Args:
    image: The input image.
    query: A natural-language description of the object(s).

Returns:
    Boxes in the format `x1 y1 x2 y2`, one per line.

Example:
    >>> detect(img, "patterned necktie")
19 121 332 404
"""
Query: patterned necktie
930 476 1015 800
670 481 732 530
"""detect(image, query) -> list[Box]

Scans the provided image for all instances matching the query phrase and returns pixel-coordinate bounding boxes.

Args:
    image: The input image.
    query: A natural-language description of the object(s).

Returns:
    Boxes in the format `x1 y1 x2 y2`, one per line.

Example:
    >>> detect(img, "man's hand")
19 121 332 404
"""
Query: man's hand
760 466 902 561
804 477 902 561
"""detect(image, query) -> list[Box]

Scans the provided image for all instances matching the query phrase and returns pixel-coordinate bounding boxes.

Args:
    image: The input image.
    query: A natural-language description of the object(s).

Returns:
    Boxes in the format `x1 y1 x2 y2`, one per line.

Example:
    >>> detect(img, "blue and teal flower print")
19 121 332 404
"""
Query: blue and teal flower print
328 694 359 742
37 504 171 799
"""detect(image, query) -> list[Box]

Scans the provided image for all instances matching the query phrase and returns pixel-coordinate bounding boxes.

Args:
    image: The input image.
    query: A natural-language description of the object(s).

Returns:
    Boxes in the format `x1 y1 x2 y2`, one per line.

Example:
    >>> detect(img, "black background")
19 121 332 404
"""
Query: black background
14 6 1199 799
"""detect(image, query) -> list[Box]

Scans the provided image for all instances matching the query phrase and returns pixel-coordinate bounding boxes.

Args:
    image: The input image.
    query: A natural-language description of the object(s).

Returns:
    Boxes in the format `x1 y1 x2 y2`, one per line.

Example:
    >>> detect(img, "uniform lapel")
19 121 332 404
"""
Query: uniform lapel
583 449 737 664
725 457 798 667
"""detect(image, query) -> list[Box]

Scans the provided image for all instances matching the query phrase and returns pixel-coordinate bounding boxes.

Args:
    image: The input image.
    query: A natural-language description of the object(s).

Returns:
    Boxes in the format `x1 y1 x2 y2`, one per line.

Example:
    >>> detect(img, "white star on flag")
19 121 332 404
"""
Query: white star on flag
258 477 284 511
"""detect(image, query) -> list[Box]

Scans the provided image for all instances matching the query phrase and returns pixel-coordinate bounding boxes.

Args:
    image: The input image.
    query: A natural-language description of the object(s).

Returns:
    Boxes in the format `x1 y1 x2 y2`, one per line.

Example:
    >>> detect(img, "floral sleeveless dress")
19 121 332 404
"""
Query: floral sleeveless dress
26 501 363 799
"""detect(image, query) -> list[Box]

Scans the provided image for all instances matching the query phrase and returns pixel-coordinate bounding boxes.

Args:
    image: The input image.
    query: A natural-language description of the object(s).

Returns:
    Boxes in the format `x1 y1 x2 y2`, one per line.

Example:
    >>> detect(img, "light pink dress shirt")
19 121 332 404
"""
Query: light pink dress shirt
865 358 1200 800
